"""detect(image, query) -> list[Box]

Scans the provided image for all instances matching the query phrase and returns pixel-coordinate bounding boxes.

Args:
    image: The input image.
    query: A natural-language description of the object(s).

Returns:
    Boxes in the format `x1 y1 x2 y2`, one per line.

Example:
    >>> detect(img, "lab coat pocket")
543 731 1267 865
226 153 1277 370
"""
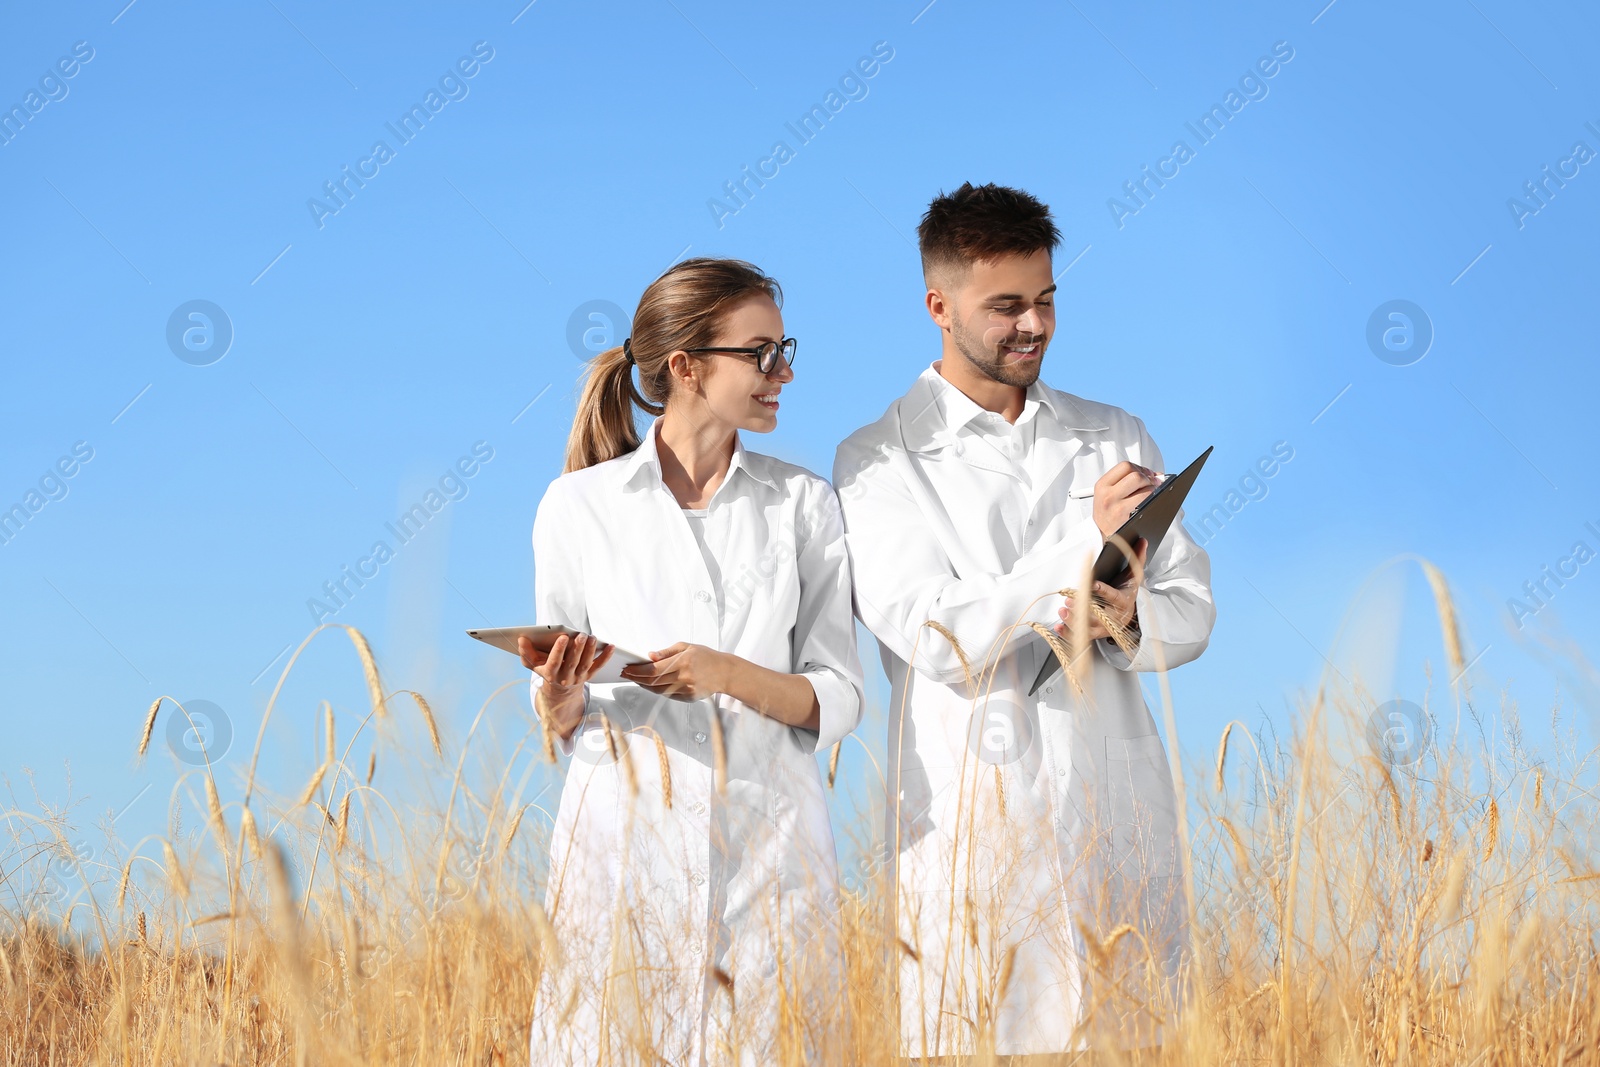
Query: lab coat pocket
1103 734 1178 883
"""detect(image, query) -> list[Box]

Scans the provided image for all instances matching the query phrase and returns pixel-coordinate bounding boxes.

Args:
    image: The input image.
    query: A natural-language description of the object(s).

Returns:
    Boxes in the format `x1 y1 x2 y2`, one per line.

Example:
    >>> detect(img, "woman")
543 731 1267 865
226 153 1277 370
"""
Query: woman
520 258 864 1065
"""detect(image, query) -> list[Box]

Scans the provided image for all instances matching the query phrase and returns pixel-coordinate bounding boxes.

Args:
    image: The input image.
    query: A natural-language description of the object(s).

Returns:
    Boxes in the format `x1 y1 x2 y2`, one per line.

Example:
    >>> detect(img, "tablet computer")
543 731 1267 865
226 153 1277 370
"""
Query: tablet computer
466 625 651 685
1030 445 1211 695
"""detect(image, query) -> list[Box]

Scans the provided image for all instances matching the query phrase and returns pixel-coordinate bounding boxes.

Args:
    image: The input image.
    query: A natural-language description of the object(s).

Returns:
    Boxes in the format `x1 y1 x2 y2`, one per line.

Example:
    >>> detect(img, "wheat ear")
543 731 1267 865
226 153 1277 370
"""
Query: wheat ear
138 698 163 757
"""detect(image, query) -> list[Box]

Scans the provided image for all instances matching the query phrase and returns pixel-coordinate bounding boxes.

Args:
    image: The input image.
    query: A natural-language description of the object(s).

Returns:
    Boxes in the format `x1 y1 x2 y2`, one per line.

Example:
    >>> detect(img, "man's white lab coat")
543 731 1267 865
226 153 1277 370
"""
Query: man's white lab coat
833 364 1214 1057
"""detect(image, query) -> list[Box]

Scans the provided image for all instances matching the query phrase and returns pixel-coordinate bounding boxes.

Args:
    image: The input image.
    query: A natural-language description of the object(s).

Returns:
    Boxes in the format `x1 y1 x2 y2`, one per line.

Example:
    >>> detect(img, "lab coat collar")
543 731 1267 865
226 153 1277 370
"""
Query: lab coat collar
618 417 781 495
900 363 1110 453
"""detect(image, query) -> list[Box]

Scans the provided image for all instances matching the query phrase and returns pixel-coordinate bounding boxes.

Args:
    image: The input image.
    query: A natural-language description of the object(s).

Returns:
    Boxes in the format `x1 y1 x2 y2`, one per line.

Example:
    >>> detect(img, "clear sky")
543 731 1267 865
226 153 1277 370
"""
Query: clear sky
4 0 1597 891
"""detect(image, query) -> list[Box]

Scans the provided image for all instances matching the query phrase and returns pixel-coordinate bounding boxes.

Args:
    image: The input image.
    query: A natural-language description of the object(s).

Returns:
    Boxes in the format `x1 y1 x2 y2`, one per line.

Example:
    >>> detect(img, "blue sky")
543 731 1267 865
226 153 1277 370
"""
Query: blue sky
3 0 1597 887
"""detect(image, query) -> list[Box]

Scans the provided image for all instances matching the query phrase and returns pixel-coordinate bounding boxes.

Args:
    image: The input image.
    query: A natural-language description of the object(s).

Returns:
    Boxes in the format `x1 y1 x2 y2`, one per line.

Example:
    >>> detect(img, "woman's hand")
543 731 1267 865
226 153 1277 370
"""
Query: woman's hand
620 642 730 703
520 633 614 738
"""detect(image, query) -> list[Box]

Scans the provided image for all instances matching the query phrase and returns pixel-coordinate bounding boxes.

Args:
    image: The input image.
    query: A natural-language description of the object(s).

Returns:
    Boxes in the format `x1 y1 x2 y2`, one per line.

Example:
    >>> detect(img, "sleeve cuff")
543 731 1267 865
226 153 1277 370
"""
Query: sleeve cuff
802 667 861 756
529 673 588 756
1099 586 1154 672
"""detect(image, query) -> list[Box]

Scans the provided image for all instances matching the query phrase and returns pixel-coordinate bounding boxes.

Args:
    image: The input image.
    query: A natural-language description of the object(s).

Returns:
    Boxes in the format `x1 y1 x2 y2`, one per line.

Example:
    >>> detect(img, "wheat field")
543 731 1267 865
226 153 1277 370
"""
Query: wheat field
5 571 1600 1066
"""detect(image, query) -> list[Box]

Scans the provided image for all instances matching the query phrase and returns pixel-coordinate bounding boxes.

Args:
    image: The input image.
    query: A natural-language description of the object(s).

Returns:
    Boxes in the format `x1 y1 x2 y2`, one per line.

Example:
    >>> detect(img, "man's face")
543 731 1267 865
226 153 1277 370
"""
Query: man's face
939 250 1056 388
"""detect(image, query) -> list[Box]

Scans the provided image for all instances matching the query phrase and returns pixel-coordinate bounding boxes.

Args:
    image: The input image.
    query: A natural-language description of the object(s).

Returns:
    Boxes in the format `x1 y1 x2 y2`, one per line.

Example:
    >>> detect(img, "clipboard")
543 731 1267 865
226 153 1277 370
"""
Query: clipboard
1029 446 1212 695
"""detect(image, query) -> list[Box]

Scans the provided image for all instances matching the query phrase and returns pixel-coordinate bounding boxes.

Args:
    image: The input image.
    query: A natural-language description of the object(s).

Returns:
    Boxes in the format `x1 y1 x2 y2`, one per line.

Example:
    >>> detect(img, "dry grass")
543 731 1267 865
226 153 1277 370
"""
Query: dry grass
5 588 1600 1065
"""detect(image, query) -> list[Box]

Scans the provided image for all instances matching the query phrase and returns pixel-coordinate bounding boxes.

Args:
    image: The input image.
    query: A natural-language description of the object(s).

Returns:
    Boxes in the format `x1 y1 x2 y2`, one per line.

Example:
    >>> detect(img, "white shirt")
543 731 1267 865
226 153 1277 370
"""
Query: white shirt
528 418 865 1066
833 364 1215 1057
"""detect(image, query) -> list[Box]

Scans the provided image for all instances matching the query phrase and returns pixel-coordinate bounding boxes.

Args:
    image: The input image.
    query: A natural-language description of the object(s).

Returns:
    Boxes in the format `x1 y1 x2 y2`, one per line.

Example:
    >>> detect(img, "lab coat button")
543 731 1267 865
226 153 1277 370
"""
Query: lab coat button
695 590 711 603
692 802 707 815
694 731 708 744
692 872 706 886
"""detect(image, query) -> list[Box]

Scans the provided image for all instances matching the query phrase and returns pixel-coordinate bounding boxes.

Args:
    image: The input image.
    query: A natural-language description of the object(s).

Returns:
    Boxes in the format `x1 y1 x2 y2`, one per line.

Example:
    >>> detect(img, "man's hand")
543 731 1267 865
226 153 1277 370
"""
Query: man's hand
1053 538 1146 643
520 633 614 738
1093 461 1162 540
621 642 730 702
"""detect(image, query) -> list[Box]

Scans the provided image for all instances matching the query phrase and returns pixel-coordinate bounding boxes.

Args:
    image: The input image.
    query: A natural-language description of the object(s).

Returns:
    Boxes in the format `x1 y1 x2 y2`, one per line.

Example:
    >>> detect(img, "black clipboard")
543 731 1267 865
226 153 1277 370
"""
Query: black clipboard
1029 446 1212 695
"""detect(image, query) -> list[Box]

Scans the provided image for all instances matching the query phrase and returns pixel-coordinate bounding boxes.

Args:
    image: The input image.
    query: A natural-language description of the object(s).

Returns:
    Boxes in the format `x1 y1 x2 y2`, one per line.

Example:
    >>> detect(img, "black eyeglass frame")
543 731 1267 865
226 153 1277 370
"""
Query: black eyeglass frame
683 337 798 374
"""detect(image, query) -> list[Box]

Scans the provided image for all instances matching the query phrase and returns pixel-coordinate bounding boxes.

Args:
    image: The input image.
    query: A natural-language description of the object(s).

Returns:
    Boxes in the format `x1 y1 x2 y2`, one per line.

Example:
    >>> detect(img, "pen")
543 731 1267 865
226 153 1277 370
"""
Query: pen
1072 467 1165 499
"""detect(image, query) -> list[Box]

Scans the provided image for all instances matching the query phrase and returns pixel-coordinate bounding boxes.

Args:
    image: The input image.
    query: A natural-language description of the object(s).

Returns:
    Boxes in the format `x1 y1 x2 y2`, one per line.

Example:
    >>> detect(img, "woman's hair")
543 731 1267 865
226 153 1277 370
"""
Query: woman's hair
564 257 782 473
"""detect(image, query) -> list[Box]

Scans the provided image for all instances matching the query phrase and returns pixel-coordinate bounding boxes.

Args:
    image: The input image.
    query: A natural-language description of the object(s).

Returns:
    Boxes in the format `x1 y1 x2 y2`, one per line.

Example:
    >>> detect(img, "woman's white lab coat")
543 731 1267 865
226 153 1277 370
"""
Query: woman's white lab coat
527 419 864 1066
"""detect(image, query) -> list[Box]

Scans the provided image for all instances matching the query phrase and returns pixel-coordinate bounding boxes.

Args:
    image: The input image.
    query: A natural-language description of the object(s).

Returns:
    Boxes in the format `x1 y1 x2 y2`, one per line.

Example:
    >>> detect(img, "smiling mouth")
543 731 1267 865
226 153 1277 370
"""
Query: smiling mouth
1001 340 1042 359
755 393 780 409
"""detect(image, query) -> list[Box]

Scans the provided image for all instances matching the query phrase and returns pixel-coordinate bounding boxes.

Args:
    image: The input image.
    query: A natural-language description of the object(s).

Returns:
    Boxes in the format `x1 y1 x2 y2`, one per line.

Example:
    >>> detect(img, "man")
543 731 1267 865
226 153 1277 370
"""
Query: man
834 183 1214 1061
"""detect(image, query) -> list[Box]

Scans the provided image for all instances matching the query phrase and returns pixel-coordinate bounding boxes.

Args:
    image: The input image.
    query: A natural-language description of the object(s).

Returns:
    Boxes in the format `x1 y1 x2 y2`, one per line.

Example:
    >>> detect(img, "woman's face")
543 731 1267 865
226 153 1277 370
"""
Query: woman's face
687 293 794 434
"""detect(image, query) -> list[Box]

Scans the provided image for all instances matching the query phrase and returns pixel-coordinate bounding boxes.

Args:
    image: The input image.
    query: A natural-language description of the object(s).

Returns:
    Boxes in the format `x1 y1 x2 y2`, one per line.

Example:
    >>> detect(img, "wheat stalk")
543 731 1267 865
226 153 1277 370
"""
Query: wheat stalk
405 690 442 757
1076 919 1137 970
1482 798 1500 863
160 840 189 901
115 857 133 911
1440 852 1469 918
366 750 376 786
995 943 1019 1007
1026 622 1081 694
1215 721 1235 794
707 705 727 796
297 763 329 808
335 793 351 852
653 732 672 809
241 805 262 860
1086 598 1139 659
322 702 334 764
1219 816 1249 873
344 625 387 719
921 620 974 695
712 966 735 1008
827 740 841 790
1420 560 1466 681
138 697 162 757
602 715 638 797
534 696 558 765
501 804 531 855
203 777 225 825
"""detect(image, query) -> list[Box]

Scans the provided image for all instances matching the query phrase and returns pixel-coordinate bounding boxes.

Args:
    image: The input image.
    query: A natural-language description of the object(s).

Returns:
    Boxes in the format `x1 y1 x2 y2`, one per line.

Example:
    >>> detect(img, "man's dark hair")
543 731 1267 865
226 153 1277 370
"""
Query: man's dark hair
917 182 1061 284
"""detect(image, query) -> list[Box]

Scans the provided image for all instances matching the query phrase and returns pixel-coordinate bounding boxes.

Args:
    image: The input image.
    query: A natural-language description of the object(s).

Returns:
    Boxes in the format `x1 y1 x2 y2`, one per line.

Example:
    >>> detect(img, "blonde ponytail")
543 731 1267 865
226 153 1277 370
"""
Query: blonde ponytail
561 258 782 473
563 343 663 473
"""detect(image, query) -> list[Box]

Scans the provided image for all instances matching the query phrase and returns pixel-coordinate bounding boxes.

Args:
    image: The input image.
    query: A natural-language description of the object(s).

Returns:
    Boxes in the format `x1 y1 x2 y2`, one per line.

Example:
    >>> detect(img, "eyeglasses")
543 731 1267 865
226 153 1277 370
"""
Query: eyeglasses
684 337 798 374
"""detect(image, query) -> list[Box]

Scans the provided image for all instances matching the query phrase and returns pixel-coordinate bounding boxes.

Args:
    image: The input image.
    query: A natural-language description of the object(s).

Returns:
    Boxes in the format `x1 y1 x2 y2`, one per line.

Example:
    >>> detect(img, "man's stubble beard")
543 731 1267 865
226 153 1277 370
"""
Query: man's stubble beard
949 308 1046 389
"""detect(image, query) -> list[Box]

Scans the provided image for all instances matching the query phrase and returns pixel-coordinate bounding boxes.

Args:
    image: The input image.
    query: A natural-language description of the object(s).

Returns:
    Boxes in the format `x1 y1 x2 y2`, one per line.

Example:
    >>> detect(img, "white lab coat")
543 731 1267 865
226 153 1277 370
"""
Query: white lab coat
833 365 1214 1058
527 418 865 1066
